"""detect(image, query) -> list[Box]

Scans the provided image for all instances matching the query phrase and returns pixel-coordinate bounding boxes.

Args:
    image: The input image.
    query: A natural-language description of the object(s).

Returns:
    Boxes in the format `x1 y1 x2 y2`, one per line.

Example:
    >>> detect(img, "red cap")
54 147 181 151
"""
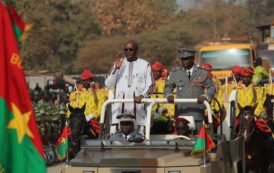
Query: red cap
151 61 164 71
201 62 212 71
176 117 190 124
239 67 254 77
232 65 241 75
80 69 95 80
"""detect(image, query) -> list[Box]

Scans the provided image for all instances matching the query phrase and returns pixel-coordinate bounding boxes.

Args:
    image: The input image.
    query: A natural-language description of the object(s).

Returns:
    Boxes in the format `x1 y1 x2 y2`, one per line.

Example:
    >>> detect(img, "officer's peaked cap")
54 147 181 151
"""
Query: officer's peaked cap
178 48 196 59
117 114 135 122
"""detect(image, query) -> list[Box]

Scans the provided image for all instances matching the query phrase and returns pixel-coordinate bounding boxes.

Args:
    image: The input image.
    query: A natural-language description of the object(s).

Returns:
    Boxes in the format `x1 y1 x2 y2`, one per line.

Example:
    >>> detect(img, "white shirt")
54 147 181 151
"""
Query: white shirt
105 58 155 125
186 66 194 76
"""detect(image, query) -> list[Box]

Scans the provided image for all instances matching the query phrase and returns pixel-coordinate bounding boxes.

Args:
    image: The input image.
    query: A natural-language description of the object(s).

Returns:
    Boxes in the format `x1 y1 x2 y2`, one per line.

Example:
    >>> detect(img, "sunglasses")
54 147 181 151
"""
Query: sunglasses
124 48 134 52
120 121 133 125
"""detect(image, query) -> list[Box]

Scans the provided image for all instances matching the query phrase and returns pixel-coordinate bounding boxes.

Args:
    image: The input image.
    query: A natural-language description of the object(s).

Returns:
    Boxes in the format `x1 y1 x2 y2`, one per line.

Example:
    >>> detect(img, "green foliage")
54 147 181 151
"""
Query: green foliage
17 0 101 73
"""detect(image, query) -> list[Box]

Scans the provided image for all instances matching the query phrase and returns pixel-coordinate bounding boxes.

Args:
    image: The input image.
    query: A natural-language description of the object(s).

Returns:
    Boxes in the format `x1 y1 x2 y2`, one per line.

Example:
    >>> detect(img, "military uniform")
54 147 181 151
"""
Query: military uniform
109 130 143 142
108 114 144 142
164 48 216 131
165 65 215 121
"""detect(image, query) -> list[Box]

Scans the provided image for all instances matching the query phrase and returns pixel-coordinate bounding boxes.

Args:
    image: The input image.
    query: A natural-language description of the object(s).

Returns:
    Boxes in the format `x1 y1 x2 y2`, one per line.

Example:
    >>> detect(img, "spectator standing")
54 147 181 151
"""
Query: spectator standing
105 40 155 135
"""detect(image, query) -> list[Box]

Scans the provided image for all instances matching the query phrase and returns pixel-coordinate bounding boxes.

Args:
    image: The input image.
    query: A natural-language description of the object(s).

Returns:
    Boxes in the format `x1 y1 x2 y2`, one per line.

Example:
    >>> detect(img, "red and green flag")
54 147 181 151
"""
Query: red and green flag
56 127 71 160
5 0 31 42
192 125 216 157
0 2 46 173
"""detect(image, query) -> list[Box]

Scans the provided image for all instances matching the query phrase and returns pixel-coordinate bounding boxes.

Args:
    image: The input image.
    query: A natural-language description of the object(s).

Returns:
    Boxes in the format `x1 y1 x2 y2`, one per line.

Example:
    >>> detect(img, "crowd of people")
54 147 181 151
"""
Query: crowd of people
31 39 274 164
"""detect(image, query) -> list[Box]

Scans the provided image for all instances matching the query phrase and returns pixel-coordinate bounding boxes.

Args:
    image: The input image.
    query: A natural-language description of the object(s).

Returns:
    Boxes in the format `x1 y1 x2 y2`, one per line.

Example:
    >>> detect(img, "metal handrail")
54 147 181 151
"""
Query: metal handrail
99 98 213 140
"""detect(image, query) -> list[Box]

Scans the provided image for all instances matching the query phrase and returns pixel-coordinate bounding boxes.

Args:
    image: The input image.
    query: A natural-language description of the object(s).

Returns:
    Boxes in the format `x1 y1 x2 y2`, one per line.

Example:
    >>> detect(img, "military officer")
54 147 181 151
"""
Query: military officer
109 114 144 142
164 48 216 132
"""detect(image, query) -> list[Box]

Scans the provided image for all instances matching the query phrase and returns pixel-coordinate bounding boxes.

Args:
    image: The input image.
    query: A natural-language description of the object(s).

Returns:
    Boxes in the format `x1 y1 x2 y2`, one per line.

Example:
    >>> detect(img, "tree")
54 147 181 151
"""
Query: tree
195 0 250 39
75 19 207 73
92 0 176 36
16 0 101 73
246 0 274 26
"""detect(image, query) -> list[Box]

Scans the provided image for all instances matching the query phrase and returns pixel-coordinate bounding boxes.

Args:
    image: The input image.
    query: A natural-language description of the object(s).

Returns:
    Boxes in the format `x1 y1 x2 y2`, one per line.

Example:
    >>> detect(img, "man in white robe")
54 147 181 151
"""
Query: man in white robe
105 40 155 135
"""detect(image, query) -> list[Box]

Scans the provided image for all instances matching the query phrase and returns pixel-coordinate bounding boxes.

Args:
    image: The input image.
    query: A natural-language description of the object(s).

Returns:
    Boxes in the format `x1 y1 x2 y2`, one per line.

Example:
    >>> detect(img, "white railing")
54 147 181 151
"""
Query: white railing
100 98 213 140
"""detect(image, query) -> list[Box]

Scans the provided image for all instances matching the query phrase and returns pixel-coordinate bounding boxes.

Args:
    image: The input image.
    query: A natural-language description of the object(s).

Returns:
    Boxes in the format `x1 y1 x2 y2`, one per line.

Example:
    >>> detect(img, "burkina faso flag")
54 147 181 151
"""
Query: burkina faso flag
191 125 216 157
56 127 71 160
6 1 32 42
0 2 46 173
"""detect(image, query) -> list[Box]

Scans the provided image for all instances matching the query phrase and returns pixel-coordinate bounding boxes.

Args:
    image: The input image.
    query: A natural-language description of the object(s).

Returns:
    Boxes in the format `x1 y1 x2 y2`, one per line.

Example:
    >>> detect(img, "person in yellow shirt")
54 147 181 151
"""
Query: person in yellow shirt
201 62 224 129
151 62 166 112
68 69 99 120
150 61 175 118
151 61 165 98
216 65 242 112
237 67 263 117
93 82 108 120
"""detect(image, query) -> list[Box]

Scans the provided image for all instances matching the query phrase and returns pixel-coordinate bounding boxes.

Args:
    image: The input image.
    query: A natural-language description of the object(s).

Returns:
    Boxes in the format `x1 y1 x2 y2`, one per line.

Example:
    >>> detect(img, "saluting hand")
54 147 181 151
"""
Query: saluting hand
114 52 123 69
167 95 174 103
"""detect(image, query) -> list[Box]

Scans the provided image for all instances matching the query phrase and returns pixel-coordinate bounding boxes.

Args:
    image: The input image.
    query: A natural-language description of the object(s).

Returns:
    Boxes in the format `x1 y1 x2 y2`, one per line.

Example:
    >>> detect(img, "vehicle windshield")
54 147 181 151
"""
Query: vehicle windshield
200 49 251 70
257 49 274 68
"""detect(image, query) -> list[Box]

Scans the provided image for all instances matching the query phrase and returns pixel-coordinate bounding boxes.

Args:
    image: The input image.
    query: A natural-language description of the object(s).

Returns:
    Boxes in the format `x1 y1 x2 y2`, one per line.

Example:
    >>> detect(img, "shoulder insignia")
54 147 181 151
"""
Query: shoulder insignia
199 68 209 75
171 67 182 72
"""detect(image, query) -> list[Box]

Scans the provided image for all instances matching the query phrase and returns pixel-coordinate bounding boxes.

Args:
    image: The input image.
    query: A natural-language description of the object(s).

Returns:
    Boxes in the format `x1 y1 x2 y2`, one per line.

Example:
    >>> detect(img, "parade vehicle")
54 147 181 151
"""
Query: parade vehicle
198 40 255 80
61 98 244 173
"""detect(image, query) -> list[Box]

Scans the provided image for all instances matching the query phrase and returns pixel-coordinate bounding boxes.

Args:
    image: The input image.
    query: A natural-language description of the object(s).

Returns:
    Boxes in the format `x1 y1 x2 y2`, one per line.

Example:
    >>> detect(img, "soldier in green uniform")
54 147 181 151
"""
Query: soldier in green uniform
164 48 216 132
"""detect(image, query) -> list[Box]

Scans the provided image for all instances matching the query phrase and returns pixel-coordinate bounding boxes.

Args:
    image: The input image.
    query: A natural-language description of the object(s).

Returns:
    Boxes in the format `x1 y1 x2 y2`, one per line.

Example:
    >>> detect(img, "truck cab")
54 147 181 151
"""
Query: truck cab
198 42 255 80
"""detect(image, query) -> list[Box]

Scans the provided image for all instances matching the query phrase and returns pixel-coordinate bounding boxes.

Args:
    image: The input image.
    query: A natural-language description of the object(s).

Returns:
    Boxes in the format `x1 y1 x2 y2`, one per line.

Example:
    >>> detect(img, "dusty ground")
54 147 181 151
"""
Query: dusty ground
47 162 66 173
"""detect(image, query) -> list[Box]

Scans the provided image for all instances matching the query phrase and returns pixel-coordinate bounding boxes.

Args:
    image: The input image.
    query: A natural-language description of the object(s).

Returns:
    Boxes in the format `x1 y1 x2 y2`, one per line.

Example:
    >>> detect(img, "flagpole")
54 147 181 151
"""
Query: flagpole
65 119 69 167
203 122 206 167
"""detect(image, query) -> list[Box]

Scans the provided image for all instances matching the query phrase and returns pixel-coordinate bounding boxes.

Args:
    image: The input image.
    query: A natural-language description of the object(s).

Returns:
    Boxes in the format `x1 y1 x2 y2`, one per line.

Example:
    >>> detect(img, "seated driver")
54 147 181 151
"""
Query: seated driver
109 114 144 142
175 117 191 137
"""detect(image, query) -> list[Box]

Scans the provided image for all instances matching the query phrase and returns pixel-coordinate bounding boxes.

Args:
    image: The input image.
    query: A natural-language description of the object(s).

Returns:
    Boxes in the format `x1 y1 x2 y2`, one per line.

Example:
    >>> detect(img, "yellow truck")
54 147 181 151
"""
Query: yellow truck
198 43 255 80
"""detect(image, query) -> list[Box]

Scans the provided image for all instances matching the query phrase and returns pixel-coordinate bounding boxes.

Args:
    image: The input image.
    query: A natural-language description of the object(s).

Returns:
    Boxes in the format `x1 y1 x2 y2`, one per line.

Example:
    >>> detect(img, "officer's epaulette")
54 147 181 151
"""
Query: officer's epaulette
171 67 182 72
197 66 209 73
197 66 206 70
